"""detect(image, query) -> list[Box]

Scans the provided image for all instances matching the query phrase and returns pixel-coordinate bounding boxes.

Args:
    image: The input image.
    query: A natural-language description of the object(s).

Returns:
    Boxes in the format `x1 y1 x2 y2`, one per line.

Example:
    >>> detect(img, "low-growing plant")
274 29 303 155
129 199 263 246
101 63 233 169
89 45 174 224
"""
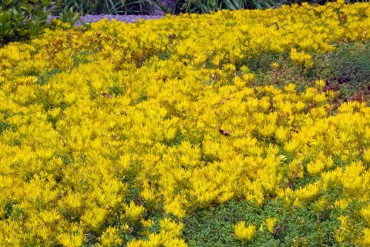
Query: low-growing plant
0 2 369 246
246 42 370 105
319 42 370 103
183 193 368 246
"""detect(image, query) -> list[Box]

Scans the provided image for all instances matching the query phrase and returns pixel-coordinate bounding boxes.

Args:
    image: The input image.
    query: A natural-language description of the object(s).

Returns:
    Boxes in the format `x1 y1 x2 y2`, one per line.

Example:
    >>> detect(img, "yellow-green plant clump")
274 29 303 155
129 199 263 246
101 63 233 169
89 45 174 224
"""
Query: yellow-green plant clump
0 1 369 246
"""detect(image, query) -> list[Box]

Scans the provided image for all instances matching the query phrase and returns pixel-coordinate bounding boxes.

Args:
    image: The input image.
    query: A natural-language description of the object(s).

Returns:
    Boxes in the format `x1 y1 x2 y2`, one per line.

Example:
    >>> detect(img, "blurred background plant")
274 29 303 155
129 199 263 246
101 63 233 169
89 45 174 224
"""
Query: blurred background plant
0 0 85 46
56 0 155 15
0 0 55 44
149 0 368 14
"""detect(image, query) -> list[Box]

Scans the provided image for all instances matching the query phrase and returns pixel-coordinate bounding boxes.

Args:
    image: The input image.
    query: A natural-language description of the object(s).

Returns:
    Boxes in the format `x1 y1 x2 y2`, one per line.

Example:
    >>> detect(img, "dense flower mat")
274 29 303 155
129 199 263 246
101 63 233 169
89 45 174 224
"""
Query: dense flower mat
0 1 370 246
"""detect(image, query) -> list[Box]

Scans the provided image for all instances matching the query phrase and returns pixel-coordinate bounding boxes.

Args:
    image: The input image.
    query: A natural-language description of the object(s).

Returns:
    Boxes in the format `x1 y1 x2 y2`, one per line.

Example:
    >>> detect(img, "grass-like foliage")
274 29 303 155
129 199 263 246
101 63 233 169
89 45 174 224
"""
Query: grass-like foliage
152 0 369 14
0 1 369 246
56 0 155 15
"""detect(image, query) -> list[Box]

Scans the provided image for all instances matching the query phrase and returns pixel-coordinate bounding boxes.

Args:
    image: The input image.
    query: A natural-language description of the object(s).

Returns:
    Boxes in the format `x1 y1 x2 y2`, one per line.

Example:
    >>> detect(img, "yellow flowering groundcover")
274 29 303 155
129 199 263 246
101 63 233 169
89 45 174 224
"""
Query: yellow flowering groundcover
0 1 369 246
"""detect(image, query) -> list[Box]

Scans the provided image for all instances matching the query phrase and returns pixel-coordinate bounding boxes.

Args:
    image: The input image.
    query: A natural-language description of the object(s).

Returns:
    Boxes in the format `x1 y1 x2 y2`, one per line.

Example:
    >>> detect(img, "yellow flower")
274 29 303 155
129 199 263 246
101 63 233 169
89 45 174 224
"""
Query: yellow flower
234 221 256 242
98 227 123 247
57 223 84 247
141 219 154 228
290 48 313 69
359 228 370 246
266 217 278 233
159 218 184 237
271 62 280 70
124 201 146 223
361 205 370 226
334 216 351 243
0 2 369 244
363 148 370 163
334 199 351 210
315 79 326 89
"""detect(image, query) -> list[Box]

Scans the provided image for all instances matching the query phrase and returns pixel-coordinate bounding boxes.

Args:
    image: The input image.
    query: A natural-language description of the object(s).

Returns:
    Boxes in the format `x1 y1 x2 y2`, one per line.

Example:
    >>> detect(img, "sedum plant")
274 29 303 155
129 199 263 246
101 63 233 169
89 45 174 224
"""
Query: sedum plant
0 1 369 246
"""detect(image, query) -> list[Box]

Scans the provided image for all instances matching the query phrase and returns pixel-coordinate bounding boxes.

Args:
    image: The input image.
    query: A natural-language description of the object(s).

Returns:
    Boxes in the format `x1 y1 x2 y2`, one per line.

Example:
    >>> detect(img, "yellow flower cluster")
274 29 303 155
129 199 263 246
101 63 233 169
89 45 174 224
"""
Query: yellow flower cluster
234 221 256 242
290 48 313 70
127 218 186 247
0 1 369 245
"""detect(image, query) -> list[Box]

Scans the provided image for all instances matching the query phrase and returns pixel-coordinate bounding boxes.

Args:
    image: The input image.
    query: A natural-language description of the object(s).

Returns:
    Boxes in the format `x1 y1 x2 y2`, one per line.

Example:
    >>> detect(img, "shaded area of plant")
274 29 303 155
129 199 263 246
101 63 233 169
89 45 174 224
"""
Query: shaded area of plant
183 196 365 246
321 42 370 104
0 1 52 44
0 1 87 47
245 41 370 106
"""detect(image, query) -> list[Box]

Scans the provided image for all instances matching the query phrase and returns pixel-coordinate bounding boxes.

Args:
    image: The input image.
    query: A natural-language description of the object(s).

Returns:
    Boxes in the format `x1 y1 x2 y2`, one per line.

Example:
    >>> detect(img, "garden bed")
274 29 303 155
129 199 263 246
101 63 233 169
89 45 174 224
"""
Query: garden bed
0 1 369 246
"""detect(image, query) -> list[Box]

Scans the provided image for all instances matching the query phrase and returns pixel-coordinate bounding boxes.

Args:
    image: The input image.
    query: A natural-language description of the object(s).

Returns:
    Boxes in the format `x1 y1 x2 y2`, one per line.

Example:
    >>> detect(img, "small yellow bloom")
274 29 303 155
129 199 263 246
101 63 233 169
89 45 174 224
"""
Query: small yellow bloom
271 62 280 70
234 221 256 242
98 227 123 247
124 201 145 223
315 80 326 89
266 217 278 233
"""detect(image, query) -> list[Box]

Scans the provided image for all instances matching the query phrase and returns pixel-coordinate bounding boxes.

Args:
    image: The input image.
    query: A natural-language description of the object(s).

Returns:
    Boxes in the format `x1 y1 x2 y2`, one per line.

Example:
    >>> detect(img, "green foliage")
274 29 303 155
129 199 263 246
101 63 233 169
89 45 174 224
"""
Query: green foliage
184 200 260 246
150 0 279 14
313 41 370 104
56 0 121 14
2 0 367 25
245 51 317 92
3 200 13 219
179 0 278 13
183 197 366 246
37 68 61 86
150 0 368 14
164 130 185 147
0 1 87 46
0 121 12 135
326 43 370 84
0 0 52 45
56 0 155 15
321 42 370 99
57 6 85 26
244 41 370 105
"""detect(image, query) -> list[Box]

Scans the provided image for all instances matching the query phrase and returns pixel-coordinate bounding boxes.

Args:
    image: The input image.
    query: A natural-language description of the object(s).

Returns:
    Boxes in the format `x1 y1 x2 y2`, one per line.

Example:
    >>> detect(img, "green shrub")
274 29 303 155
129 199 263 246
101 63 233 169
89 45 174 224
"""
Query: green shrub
0 0 85 46
0 0 54 45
